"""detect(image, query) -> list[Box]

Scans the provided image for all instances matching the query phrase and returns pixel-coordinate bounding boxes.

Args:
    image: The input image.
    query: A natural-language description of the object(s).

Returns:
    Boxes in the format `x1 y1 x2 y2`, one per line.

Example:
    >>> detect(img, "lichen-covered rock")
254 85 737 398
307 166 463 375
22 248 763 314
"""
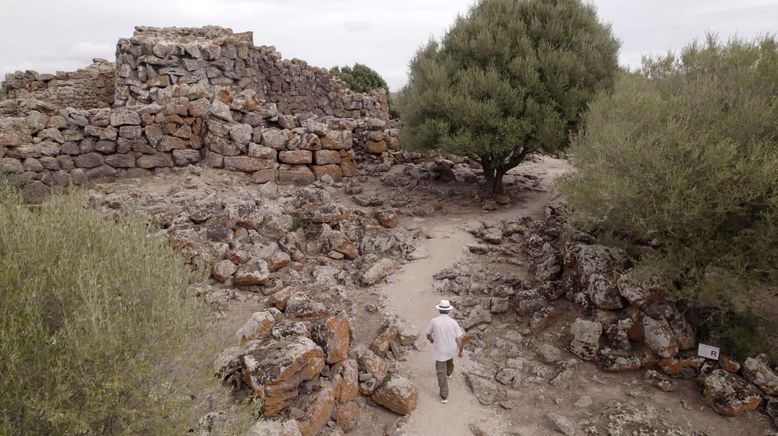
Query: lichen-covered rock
359 258 394 286
296 385 335 436
568 319 602 361
233 260 270 286
375 209 400 228
370 324 399 357
333 401 360 433
743 355 778 396
465 373 500 405
235 310 276 344
371 374 418 415
616 270 667 307
358 349 387 381
311 316 351 364
642 316 678 359
241 336 326 417
211 259 237 282
338 359 359 403
699 369 763 416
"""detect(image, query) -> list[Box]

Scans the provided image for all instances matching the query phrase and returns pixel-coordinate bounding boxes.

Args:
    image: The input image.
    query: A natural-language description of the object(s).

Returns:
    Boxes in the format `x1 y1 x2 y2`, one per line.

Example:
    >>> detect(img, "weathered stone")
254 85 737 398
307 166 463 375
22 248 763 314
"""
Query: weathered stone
642 316 678 359
314 149 341 165
22 180 48 203
158 135 187 152
136 153 174 169
172 149 201 166
144 124 164 146
311 164 343 181
241 336 325 417
366 140 387 154
658 356 705 378
233 260 270 286
0 158 24 174
279 150 313 165
210 100 233 122
327 230 358 259
699 369 763 416
617 270 667 307
73 152 104 169
371 374 418 415
338 359 359 403
321 130 351 150
109 109 141 126
247 419 302 436
358 349 387 381
22 158 43 172
212 259 237 282
359 258 394 286
547 413 576 436
285 293 328 320
537 344 563 364
743 355 778 395
268 250 291 272
278 165 315 185
375 209 400 228
224 156 276 172
333 401 360 433
465 373 499 405
462 306 492 330
248 143 277 159
296 386 335 436
568 319 602 361
86 165 118 179
0 118 32 146
311 316 351 364
105 153 136 168
370 324 399 357
262 128 291 150
235 310 276 344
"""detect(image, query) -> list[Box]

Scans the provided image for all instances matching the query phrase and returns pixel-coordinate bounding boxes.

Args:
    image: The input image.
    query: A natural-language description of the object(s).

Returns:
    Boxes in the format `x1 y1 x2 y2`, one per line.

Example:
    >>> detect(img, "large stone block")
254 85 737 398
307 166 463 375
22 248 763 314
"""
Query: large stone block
224 156 277 173
73 152 104 169
136 153 174 169
314 149 341 165
311 164 343 181
371 374 418 415
278 165 315 186
279 150 313 165
241 336 326 416
109 109 141 126
311 316 351 364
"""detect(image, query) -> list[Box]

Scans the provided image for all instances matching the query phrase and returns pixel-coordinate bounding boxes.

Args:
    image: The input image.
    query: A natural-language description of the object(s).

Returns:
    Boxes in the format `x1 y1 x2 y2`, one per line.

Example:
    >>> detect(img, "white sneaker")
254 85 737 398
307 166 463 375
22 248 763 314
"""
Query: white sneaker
447 374 452 379
441 398 448 404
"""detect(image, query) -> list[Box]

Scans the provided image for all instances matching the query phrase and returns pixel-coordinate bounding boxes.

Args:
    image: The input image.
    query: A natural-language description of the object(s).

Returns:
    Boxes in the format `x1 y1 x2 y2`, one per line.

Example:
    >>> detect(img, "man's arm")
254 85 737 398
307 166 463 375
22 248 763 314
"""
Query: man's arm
426 333 434 343
456 335 464 357
425 321 434 343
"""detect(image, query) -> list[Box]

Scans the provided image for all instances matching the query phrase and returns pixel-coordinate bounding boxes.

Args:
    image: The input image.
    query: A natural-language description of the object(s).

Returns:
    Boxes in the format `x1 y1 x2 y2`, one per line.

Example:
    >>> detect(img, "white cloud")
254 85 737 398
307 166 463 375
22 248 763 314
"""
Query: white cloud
1 0 776 90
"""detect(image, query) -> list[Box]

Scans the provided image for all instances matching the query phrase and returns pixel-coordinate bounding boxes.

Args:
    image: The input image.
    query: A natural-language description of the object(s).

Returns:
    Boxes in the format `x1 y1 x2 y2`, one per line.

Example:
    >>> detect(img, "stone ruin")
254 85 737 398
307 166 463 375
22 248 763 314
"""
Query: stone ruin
0 26 399 201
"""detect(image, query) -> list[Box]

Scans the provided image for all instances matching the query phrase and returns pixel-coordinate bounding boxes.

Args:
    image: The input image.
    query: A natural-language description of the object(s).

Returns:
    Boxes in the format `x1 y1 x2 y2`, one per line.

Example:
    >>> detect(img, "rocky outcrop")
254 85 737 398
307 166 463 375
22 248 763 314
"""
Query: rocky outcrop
700 369 763 416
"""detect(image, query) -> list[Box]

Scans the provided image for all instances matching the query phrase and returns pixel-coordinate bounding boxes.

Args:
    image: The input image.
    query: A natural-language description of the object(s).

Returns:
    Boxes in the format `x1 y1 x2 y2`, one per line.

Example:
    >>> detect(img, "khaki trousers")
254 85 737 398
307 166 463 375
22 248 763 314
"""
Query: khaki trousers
435 358 454 399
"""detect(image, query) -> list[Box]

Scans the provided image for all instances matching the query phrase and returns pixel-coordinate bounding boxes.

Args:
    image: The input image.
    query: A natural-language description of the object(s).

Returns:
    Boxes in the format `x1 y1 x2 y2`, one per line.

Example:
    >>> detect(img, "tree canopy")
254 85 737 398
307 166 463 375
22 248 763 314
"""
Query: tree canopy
558 36 778 308
330 63 389 93
397 0 619 193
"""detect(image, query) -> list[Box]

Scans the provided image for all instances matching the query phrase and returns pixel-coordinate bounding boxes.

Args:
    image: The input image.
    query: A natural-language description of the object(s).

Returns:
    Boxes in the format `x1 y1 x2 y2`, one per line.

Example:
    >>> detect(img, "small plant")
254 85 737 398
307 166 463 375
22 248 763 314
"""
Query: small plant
330 63 389 93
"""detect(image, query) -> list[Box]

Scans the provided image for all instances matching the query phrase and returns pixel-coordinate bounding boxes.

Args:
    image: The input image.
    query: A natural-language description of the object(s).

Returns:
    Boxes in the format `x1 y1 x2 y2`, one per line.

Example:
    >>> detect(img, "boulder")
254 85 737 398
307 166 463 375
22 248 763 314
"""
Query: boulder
465 373 500 405
311 164 343 181
338 359 359 403
616 270 667 307
311 316 351 364
240 336 325 416
279 165 315 185
370 324 399 357
358 349 387 381
371 374 418 415
743 355 778 395
296 385 336 436
235 310 276 344
279 150 313 165
315 150 341 165
699 369 763 416
642 316 678 359
537 344 563 364
375 209 400 228
462 306 492 330
211 259 237 282
395 320 420 346
547 413 576 436
333 401 360 433
568 319 602 361
359 258 394 286
285 293 328 321
233 260 271 286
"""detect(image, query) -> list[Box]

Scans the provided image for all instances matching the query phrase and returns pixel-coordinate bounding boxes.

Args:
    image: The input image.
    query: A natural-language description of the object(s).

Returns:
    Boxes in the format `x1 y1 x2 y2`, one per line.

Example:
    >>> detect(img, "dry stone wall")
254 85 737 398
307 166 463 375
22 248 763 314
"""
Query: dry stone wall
115 26 388 119
0 83 382 201
0 26 394 196
2 60 115 110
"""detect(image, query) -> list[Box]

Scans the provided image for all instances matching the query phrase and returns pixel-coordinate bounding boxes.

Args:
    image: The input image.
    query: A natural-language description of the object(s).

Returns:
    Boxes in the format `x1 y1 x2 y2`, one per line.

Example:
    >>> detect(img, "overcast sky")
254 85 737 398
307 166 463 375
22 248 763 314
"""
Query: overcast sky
1 0 777 90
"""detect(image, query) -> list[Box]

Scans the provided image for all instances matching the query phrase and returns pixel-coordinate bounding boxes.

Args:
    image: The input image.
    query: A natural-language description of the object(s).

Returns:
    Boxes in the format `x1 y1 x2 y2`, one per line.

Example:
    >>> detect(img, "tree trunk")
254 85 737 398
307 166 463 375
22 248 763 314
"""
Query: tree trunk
482 165 507 194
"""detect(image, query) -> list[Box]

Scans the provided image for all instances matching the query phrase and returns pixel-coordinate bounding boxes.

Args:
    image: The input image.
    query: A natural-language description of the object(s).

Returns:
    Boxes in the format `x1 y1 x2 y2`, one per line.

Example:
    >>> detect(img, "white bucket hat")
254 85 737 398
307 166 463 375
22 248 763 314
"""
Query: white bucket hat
435 299 454 311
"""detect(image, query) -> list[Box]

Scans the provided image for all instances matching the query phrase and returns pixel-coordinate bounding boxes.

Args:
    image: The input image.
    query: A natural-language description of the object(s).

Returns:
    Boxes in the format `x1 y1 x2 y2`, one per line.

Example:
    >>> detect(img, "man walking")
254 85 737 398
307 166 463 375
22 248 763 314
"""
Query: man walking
425 299 465 403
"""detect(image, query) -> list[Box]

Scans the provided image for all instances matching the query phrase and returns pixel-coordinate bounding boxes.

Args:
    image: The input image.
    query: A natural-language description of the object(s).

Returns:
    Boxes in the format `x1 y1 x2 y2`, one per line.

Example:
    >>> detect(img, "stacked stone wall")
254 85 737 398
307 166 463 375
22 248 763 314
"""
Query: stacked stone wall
0 84 380 200
114 26 388 119
2 60 115 110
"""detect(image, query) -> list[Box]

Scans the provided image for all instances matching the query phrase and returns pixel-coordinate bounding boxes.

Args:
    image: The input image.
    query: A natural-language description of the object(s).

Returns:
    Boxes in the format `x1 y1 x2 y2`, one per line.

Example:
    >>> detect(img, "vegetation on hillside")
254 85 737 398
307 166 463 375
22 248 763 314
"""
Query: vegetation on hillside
396 0 619 193
0 183 223 434
558 36 778 360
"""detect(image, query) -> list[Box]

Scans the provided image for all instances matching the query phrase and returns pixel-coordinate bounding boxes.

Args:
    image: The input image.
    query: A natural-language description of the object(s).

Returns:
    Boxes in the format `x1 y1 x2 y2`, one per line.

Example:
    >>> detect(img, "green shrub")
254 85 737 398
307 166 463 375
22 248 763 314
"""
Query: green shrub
558 36 778 307
0 183 214 434
329 63 389 93
396 0 619 193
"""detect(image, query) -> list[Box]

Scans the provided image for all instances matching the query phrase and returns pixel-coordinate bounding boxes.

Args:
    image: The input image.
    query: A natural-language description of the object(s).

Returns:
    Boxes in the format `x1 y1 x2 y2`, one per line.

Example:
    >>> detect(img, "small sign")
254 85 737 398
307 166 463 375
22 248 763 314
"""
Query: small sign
698 343 720 360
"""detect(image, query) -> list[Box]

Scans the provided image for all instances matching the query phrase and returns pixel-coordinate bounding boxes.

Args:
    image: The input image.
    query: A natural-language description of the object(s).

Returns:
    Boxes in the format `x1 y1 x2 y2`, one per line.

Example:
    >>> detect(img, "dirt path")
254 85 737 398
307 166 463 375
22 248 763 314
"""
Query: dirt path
379 156 570 435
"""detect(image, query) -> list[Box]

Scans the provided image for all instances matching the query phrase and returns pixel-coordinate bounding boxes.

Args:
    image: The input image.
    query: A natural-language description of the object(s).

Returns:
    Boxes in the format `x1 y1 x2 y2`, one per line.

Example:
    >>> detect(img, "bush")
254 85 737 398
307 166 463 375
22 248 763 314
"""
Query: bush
0 183 214 434
330 63 388 93
396 0 619 193
558 36 778 308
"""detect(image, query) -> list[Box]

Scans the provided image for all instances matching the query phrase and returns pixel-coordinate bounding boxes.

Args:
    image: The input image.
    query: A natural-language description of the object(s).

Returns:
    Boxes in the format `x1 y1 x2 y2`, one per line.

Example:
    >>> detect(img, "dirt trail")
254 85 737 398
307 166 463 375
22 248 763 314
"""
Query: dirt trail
380 156 570 435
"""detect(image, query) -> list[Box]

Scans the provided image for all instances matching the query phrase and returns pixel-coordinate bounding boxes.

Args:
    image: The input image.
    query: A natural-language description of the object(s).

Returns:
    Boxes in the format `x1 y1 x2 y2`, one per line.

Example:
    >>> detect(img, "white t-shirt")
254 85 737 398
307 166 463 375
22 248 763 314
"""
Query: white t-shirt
425 313 465 362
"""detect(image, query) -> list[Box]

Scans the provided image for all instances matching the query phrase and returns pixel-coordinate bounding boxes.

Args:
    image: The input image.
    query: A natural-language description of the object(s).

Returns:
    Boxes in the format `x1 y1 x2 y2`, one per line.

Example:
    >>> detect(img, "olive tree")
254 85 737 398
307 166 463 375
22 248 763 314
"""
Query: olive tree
397 0 619 193
330 63 389 93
